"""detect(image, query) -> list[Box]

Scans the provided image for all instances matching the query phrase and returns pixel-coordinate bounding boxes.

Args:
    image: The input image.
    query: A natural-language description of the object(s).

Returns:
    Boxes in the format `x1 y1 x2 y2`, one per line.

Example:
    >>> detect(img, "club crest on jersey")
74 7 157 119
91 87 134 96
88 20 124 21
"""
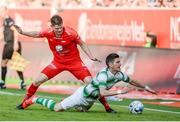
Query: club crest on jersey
56 45 63 52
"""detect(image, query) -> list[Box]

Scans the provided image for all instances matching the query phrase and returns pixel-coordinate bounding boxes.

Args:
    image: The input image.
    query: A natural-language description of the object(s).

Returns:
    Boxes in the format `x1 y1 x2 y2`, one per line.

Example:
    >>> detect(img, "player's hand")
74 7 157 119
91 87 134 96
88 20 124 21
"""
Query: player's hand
14 25 23 34
91 58 101 63
145 86 157 95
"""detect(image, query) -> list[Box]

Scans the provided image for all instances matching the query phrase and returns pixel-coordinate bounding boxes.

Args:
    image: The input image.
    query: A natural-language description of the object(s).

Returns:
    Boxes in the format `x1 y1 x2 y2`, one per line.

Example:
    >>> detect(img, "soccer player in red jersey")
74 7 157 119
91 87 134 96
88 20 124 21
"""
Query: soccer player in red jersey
15 15 116 113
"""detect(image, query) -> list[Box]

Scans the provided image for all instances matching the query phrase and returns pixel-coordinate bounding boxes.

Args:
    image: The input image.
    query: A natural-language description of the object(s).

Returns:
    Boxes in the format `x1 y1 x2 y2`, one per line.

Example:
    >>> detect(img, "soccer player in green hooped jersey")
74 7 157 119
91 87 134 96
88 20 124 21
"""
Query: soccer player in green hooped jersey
22 53 157 112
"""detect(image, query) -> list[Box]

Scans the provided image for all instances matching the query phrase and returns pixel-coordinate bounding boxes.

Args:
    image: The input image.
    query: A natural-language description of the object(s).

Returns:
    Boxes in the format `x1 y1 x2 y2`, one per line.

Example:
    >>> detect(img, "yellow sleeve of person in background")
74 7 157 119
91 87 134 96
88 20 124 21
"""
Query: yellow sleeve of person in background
9 52 30 72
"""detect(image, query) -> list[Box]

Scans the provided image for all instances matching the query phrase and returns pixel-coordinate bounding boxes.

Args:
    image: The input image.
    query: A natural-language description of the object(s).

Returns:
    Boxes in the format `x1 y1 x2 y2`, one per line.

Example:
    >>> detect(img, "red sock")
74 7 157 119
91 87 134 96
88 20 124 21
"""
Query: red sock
22 83 38 103
99 96 110 110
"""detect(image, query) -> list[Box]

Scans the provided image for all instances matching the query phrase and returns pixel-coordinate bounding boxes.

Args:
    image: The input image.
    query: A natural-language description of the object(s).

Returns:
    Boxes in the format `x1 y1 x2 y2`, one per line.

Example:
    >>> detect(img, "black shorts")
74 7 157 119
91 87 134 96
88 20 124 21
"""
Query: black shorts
2 41 22 60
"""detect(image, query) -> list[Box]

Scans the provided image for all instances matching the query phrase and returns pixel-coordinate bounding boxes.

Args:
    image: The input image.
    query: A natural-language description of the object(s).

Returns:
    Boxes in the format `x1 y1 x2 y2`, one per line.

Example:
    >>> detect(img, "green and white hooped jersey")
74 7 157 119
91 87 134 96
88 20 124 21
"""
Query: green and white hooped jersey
83 68 130 99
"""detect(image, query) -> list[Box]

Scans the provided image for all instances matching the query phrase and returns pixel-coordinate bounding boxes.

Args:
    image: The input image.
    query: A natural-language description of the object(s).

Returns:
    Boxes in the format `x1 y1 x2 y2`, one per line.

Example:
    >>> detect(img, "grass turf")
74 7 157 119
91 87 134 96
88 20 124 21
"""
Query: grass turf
0 88 180 121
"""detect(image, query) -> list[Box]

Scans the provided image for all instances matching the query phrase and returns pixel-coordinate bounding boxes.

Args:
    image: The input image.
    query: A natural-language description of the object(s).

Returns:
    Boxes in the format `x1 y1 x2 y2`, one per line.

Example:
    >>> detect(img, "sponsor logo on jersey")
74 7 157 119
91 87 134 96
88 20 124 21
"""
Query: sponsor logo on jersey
55 45 63 52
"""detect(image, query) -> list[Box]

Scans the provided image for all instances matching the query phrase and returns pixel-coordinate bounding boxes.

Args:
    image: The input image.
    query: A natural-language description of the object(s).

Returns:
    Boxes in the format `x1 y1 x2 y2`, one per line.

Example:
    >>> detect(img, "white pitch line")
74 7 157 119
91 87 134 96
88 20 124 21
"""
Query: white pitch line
1 91 180 115
104 104 180 115
144 108 180 114
0 91 22 96
0 91 58 99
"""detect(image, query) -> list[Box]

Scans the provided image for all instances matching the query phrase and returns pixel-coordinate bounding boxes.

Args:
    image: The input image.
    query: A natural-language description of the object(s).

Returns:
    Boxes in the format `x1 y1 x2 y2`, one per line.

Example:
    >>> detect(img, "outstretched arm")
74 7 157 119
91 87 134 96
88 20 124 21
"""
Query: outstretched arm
14 25 40 38
129 80 157 94
79 40 101 62
99 87 129 97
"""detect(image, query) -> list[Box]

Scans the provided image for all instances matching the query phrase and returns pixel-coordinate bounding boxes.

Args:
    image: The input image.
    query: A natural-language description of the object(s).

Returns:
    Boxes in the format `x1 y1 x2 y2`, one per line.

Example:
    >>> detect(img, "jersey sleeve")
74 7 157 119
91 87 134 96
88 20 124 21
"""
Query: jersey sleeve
121 72 130 83
74 33 81 44
96 72 108 88
39 29 48 37
68 27 81 44
116 72 130 83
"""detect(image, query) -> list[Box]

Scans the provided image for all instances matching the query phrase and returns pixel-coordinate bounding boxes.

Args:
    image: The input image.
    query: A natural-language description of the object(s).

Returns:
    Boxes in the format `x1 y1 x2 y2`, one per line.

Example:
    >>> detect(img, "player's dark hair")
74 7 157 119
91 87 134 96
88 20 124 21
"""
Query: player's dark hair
50 15 63 26
106 53 119 67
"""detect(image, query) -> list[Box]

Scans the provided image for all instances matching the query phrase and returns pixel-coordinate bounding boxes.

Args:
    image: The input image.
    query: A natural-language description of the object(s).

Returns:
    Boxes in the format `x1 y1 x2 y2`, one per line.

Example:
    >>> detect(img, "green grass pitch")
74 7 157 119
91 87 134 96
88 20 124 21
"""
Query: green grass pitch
0 88 180 121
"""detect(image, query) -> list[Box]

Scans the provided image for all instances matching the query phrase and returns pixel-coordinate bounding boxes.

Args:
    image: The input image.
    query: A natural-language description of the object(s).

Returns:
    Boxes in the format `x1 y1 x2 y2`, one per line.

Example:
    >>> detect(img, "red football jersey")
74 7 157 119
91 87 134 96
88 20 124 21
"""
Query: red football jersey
39 26 82 64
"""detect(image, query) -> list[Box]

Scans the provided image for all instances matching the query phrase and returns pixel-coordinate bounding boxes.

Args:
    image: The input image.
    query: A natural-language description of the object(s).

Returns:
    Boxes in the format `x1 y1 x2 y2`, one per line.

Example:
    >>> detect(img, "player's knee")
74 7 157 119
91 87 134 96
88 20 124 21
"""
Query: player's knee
1 60 8 67
34 74 48 86
54 103 64 112
33 79 46 86
1 63 6 67
33 80 42 86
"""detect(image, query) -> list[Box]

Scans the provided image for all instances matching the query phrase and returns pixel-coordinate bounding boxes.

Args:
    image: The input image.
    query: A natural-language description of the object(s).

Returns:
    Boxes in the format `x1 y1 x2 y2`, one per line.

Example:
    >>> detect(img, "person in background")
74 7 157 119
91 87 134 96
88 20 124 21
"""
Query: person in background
0 5 26 90
144 32 157 48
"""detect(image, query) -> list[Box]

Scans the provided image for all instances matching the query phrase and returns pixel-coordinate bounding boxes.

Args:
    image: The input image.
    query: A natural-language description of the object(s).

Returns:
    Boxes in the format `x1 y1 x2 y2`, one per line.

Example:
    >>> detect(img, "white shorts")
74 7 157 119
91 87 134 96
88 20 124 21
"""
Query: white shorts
60 86 96 111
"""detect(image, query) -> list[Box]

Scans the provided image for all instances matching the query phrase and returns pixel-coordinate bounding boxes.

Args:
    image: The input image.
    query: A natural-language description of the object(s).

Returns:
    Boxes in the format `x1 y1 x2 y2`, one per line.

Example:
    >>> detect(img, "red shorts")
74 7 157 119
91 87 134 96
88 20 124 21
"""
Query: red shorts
41 60 91 81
